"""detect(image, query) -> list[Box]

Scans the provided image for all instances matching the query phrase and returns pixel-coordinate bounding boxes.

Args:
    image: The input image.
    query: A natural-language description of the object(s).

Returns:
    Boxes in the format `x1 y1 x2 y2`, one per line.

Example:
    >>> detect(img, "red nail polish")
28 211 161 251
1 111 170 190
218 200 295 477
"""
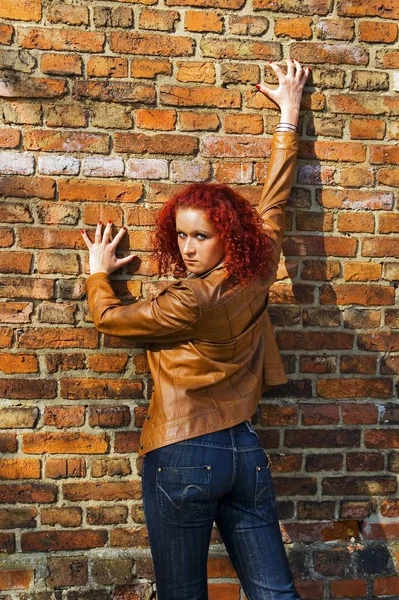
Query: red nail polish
98 220 102 225
255 84 261 90
108 220 113 224
123 226 127 231
81 230 85 234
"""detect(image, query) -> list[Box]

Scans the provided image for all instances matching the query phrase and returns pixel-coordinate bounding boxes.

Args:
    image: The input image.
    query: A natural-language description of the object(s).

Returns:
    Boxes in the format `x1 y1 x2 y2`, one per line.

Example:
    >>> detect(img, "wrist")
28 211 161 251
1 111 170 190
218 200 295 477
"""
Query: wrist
279 109 299 127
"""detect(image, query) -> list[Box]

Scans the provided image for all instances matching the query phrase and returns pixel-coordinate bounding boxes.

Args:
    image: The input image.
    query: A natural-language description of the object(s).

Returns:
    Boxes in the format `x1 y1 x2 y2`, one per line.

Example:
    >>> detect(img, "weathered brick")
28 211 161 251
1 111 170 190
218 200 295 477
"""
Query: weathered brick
60 378 142 400
23 433 108 455
46 3 88 25
362 237 399 258
340 356 377 375
0 433 17 453
74 81 154 105
89 406 131 428
300 140 366 162
0 23 14 44
302 403 339 425
46 556 88 587
351 70 389 92
338 0 399 19
179 111 220 131
0 379 56 400
91 458 132 478
0 0 41 20
43 406 85 429
21 530 107 552
275 17 312 39
317 189 393 210
24 130 109 153
19 27 105 52
0 507 37 528
0 152 34 175
201 38 280 61
41 53 82 75
213 162 252 184
45 103 87 128
115 132 198 155
184 10 223 32
343 262 381 281
329 93 399 116
228 15 268 35
45 458 86 479
306 453 343 472
177 61 216 84
63 481 141 502
339 166 374 187
59 180 143 203
139 8 179 31
110 31 194 57
87 57 128 78
225 114 263 135
87 506 128 525
160 85 240 109
0 570 33 590
131 58 172 78
166 0 244 7
0 482 57 503
126 158 168 180
0 77 66 99
0 302 33 324
221 62 260 85
2 101 42 125
315 18 354 40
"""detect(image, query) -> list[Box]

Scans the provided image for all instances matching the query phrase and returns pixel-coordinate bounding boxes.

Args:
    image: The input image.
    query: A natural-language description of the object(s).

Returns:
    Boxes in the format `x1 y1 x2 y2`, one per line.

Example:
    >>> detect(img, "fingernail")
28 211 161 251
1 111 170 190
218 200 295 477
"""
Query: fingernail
255 84 261 90
108 220 113 224
98 220 102 225
123 226 127 231
81 230 85 234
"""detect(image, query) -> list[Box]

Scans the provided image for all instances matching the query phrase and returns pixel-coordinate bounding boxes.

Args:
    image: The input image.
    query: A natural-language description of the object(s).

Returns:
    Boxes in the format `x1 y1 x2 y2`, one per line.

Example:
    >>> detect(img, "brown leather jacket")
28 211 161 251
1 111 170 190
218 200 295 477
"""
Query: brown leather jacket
86 132 298 457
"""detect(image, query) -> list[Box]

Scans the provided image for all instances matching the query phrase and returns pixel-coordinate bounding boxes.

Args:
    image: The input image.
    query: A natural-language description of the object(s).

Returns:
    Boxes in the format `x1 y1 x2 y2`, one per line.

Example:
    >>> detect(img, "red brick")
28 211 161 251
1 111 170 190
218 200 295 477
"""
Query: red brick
329 93 399 116
337 213 374 233
0 482 56 503
315 18 354 40
0 570 33 590
0 24 14 44
277 332 354 351
318 378 392 399
349 118 386 140
41 508 82 527
302 404 339 426
0 176 55 199
0 277 52 300
166 0 244 6
43 406 85 429
200 38 280 61
260 404 298 426
373 577 399 597
63 481 141 501
131 58 172 78
208 583 240 600
338 0 399 19
87 56 128 78
0 433 17 453
0 353 38 374
89 406 131 428
330 579 367 598
343 262 381 282
136 108 176 131
274 17 312 39
160 85 240 109
110 31 194 56
0 128 20 149
180 112 220 131
0 251 32 274
340 356 377 375
253 0 331 14
21 530 107 552
320 284 395 306
0 379 56 399
114 132 198 155
317 189 393 211
283 236 357 257
73 81 154 105
45 458 86 479
300 140 366 162
0 458 40 480
362 237 399 258
346 452 384 472
61 378 142 400
225 114 263 135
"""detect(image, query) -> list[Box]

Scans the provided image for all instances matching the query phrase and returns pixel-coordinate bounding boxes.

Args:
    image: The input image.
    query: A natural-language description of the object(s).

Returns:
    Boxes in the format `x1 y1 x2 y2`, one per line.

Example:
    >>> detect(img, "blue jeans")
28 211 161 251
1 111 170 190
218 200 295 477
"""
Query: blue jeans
142 421 302 600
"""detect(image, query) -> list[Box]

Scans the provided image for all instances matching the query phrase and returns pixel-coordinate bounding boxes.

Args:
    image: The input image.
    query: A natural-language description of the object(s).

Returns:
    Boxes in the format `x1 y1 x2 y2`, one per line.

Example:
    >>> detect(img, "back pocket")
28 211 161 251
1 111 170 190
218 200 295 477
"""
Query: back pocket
156 465 212 524
254 466 278 524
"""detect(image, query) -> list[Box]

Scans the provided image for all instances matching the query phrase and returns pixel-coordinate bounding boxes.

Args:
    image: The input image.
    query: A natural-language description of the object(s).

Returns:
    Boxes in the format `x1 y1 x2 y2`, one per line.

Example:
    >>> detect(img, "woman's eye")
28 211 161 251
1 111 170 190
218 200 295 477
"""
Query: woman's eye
197 234 206 240
177 232 185 238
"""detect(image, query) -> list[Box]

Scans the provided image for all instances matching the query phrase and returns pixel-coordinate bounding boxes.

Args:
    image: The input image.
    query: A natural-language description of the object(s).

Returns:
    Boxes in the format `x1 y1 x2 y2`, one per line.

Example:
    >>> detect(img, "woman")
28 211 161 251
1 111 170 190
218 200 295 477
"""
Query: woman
83 60 309 600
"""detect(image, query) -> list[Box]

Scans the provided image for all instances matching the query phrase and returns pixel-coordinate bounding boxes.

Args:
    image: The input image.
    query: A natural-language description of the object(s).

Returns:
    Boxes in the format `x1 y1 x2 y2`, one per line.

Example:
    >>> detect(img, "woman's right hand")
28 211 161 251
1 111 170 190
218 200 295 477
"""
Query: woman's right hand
255 59 310 127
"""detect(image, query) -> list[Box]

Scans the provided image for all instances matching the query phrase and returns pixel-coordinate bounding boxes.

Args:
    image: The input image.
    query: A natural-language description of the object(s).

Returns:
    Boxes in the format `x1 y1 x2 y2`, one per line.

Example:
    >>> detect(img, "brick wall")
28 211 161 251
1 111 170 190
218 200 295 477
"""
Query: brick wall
0 0 398 598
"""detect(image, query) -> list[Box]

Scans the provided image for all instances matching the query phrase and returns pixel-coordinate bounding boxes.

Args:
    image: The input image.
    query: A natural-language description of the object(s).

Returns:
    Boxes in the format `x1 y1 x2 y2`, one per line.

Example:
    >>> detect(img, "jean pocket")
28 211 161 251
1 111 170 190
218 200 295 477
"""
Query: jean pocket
254 466 278 523
156 465 212 524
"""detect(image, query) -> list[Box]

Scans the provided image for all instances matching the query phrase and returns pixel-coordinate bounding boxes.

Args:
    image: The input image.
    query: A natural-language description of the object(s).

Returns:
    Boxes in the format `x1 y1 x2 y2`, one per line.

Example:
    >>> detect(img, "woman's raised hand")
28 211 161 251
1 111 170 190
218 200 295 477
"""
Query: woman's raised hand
255 59 310 127
81 222 137 276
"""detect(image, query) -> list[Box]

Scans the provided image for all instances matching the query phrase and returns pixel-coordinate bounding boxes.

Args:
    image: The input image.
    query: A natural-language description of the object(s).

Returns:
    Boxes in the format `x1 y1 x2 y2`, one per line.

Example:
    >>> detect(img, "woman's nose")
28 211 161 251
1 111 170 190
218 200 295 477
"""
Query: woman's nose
183 238 195 255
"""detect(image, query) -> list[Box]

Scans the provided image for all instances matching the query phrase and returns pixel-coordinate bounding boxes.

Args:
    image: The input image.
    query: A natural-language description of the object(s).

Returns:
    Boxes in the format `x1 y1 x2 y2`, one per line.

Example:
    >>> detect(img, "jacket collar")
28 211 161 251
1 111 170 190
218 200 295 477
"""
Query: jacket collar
186 260 225 279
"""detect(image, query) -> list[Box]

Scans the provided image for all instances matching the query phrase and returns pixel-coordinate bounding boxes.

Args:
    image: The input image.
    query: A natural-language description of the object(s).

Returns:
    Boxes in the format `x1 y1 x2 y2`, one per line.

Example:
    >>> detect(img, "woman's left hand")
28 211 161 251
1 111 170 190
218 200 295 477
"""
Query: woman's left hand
81 221 137 275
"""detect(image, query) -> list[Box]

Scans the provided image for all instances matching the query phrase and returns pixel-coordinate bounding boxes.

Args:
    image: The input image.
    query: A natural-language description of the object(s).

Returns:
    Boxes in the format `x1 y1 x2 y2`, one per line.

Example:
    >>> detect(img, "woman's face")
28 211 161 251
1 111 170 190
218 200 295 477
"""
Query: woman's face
175 207 225 275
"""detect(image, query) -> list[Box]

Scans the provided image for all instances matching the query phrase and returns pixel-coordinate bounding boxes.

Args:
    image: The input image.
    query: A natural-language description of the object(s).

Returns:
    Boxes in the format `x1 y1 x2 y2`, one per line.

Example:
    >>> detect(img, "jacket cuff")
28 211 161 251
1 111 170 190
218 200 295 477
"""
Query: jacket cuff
86 271 111 291
272 131 299 150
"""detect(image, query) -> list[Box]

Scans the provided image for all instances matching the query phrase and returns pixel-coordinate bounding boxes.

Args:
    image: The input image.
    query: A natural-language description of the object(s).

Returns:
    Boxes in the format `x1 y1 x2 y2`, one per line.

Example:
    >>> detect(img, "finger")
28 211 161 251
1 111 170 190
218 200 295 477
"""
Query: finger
255 83 276 102
80 229 92 249
292 59 303 79
300 67 311 85
103 221 113 243
115 254 138 268
95 221 102 244
286 58 295 78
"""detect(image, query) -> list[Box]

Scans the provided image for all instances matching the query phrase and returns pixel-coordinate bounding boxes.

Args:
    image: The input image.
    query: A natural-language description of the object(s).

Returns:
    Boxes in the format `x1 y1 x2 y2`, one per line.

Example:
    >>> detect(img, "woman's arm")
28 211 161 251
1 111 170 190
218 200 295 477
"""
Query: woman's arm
255 60 309 273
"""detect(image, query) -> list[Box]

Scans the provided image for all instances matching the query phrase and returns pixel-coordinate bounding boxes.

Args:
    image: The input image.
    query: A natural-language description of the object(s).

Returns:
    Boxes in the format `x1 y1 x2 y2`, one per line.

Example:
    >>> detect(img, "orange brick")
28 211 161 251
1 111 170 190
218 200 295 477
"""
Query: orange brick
337 213 375 234
225 114 263 135
18 327 98 349
0 251 32 274
330 579 367 598
88 353 129 373
338 0 399 19
184 10 223 32
0 24 14 44
0 353 38 374
179 111 220 131
131 58 172 78
58 180 143 203
228 15 268 36
274 17 312 39
136 108 176 131
339 166 374 187
176 61 216 84
0 128 21 148
20 27 104 52
320 284 395 306
359 20 398 42
343 262 382 282
87 56 128 78
315 18 354 40
300 140 366 163
111 31 194 57
0 0 41 21
41 53 82 75
379 213 399 234
0 458 40 479
139 8 179 31
0 570 33 590
43 406 85 429
23 433 109 455
45 458 86 479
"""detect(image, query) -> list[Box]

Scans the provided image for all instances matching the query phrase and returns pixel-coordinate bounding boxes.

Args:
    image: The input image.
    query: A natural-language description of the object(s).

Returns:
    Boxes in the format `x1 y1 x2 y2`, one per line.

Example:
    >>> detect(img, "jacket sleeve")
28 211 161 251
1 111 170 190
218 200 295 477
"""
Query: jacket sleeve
86 272 200 343
257 131 299 275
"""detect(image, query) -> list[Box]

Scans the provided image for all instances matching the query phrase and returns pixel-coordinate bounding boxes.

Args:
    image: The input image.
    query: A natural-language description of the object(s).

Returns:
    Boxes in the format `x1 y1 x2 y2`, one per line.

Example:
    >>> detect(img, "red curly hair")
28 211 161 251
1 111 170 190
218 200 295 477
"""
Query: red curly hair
153 183 275 285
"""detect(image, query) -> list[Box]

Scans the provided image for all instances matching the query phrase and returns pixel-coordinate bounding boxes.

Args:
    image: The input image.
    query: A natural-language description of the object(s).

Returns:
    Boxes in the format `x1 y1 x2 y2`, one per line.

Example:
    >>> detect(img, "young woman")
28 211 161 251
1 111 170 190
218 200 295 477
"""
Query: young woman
83 59 310 600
